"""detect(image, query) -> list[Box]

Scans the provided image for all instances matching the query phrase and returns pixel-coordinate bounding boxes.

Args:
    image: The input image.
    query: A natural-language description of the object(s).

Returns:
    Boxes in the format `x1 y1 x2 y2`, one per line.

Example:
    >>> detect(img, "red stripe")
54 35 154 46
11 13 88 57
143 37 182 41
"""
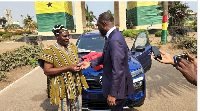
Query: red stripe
162 15 167 23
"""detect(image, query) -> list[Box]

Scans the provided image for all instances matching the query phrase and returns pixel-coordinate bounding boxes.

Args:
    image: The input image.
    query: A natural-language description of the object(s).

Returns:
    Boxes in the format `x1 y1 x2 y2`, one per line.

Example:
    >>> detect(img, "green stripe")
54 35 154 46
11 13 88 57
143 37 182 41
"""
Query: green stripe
161 30 167 43
127 5 162 26
36 12 74 32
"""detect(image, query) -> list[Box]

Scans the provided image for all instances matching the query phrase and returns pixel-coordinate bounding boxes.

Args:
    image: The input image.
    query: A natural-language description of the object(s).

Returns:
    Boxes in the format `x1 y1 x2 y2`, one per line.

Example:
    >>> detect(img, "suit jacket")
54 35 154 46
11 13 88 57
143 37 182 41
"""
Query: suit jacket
91 29 134 99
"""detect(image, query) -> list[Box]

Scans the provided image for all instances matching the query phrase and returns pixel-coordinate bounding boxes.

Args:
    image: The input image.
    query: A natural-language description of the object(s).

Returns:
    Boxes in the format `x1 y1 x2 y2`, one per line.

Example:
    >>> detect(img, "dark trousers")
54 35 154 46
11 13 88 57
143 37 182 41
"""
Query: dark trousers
110 99 127 111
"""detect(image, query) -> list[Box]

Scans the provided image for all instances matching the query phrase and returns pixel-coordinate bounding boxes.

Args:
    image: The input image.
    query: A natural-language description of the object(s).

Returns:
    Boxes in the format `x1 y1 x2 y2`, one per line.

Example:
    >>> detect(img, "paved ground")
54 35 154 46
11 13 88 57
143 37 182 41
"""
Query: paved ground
0 60 197 111
0 35 197 111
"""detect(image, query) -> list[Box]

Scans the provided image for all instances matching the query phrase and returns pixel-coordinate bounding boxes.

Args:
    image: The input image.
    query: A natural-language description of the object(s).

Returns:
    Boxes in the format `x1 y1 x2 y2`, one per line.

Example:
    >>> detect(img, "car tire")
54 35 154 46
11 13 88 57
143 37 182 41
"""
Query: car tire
134 100 144 107
128 99 145 108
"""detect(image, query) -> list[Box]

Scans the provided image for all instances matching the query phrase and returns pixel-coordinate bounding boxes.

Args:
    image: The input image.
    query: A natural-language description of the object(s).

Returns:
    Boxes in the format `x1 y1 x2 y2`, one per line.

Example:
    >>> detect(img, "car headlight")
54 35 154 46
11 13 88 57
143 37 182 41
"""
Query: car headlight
131 67 144 78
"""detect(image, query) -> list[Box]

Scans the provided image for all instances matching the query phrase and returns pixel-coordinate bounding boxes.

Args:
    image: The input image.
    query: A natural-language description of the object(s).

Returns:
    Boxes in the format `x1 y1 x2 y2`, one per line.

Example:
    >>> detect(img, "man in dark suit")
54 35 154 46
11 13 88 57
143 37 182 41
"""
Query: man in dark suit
80 12 134 111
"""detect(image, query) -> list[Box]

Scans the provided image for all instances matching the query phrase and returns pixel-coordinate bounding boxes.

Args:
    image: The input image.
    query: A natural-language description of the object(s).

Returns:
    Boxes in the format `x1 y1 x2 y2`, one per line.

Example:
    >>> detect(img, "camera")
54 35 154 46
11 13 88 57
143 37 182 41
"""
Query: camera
173 53 188 65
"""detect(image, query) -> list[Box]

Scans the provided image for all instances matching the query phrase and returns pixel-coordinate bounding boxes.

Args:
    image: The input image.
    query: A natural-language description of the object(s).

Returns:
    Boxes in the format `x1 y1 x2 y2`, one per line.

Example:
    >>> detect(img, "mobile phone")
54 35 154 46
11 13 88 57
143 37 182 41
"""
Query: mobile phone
173 53 188 65
151 46 162 60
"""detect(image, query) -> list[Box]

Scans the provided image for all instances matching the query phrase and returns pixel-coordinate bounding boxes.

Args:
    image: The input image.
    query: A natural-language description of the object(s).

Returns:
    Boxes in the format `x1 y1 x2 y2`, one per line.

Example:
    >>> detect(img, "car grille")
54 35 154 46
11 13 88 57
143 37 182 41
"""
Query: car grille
85 75 102 90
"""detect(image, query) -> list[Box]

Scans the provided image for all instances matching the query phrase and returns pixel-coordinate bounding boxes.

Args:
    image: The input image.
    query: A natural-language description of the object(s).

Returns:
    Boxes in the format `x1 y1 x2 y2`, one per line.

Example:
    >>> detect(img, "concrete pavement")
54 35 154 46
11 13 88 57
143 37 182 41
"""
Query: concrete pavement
0 67 59 111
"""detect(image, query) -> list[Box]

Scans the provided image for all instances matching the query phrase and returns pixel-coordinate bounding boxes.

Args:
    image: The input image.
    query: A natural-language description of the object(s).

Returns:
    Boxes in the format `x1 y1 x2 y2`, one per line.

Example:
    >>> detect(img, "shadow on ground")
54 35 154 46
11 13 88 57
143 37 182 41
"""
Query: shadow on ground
145 60 196 99
40 98 59 111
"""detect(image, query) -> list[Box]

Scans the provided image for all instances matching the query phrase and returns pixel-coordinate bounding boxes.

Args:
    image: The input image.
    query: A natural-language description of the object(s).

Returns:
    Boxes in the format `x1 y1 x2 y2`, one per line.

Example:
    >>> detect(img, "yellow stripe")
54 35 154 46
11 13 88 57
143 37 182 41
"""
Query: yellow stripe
34 1 73 15
162 23 168 30
127 1 134 10
135 1 158 7
64 1 73 16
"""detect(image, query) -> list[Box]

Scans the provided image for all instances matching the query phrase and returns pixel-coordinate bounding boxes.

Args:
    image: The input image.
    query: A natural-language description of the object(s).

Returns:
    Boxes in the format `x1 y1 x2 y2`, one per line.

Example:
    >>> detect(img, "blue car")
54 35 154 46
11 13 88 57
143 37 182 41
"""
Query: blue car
76 31 152 108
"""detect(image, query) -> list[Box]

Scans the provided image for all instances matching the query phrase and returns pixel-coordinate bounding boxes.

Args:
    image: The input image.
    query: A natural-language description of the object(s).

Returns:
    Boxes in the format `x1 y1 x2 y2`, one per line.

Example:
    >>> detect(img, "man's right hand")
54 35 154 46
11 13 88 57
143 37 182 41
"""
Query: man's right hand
152 50 174 65
79 61 91 69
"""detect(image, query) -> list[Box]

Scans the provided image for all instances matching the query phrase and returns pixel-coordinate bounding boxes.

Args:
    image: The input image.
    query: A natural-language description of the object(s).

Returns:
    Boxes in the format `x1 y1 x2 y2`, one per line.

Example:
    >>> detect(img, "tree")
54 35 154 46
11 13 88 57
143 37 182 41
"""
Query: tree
157 1 192 26
23 15 37 31
4 24 22 30
107 10 114 17
85 4 97 24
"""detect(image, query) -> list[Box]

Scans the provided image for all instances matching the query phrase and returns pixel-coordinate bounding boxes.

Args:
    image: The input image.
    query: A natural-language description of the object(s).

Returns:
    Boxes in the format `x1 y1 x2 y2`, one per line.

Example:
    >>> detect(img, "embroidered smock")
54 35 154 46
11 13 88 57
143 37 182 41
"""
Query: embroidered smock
38 42 89 105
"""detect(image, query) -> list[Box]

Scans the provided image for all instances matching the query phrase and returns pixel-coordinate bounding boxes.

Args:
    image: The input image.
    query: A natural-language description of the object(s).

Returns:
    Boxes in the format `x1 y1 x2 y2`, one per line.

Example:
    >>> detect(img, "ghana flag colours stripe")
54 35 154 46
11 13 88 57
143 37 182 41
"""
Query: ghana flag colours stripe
126 1 162 26
161 15 168 43
35 1 74 32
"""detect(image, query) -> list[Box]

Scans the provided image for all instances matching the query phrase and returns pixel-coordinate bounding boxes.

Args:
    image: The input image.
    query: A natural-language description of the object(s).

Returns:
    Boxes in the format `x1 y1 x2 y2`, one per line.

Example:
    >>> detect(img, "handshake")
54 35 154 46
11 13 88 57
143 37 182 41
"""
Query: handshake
71 61 91 72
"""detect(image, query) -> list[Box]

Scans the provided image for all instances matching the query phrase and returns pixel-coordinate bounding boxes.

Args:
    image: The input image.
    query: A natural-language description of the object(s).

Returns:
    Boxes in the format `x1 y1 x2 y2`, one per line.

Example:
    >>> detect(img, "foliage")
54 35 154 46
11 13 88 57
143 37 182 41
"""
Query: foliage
9 30 24 35
23 14 37 31
0 71 6 81
174 37 197 54
194 25 197 32
10 35 23 41
122 29 149 38
85 4 97 24
155 30 169 37
24 30 32 34
86 22 95 29
0 31 8 36
107 10 114 17
156 41 162 49
157 1 192 26
4 24 22 30
29 58 37 68
0 45 43 81
2 33 12 39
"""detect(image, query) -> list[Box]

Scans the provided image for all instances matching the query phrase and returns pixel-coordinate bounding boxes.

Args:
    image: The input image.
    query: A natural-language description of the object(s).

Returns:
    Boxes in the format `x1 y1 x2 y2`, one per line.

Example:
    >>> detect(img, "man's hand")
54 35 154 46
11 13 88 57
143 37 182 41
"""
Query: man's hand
152 50 174 65
68 64 81 72
185 52 197 69
107 94 116 106
177 58 197 86
79 61 91 69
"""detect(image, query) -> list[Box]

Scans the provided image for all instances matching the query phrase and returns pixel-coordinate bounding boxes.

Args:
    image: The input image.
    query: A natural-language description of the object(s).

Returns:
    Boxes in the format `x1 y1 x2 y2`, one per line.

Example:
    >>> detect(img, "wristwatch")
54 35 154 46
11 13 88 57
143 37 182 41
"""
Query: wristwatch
173 56 178 67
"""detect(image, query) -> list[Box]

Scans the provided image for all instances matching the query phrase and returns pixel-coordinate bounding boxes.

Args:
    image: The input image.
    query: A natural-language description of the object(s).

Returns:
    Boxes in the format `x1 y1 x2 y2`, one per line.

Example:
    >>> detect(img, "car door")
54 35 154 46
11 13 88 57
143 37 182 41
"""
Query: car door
131 31 152 73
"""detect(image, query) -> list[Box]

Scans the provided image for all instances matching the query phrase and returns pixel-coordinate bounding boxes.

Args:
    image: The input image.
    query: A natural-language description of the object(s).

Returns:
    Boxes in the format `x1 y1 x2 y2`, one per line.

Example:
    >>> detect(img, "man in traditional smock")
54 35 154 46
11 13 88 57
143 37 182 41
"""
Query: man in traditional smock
38 25 88 111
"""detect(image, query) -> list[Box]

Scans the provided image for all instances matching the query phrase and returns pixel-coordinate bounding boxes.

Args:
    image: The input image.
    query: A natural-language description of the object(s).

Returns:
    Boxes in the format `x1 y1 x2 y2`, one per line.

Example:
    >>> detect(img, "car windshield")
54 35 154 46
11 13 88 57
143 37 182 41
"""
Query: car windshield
77 37 105 53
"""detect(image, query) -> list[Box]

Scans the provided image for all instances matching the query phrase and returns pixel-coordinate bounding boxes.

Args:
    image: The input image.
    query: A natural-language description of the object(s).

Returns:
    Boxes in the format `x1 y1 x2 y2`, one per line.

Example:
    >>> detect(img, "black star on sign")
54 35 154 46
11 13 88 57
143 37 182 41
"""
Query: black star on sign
47 2 52 7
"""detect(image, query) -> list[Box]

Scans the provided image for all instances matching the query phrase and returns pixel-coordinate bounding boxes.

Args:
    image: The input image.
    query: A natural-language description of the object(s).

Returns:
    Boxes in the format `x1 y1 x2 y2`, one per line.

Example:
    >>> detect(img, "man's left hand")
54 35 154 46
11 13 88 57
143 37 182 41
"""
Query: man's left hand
107 94 116 106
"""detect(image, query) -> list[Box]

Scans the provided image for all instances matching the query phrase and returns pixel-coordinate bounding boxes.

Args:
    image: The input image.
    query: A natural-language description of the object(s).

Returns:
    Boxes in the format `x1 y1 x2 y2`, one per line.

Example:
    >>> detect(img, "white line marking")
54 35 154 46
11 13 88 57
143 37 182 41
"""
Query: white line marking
0 66 40 94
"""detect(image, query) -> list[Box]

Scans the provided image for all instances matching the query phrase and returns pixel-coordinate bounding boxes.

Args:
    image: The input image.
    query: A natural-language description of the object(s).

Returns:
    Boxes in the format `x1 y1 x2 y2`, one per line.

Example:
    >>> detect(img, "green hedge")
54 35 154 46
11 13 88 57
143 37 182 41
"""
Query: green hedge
0 45 43 81
0 31 8 36
155 30 169 37
174 37 197 54
2 33 12 39
194 25 197 32
122 29 149 38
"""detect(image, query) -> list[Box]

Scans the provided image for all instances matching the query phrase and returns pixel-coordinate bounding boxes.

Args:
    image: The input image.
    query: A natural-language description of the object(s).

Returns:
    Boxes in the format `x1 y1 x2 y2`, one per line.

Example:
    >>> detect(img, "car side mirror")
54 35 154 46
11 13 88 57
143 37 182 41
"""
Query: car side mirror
135 46 145 52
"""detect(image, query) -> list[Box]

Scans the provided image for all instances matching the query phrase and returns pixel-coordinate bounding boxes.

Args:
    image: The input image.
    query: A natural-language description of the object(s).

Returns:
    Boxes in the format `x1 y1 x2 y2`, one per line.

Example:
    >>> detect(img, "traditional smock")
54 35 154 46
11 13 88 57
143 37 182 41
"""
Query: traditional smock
38 42 89 105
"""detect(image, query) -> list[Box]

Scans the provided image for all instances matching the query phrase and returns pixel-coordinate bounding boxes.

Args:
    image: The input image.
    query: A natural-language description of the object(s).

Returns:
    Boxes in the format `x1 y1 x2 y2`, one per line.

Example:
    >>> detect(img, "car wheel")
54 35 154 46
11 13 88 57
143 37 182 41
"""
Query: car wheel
134 100 144 107
128 100 145 108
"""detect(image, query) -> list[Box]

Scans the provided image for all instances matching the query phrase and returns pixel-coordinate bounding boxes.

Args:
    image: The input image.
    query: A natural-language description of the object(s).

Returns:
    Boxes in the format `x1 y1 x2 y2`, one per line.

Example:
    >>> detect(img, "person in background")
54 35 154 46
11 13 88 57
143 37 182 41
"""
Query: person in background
79 12 134 111
152 50 197 86
38 24 88 111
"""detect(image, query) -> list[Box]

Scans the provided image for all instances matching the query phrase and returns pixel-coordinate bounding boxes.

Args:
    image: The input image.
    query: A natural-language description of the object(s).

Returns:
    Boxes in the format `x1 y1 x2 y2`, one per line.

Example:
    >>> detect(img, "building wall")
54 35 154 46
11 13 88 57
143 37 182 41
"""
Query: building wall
127 1 162 29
